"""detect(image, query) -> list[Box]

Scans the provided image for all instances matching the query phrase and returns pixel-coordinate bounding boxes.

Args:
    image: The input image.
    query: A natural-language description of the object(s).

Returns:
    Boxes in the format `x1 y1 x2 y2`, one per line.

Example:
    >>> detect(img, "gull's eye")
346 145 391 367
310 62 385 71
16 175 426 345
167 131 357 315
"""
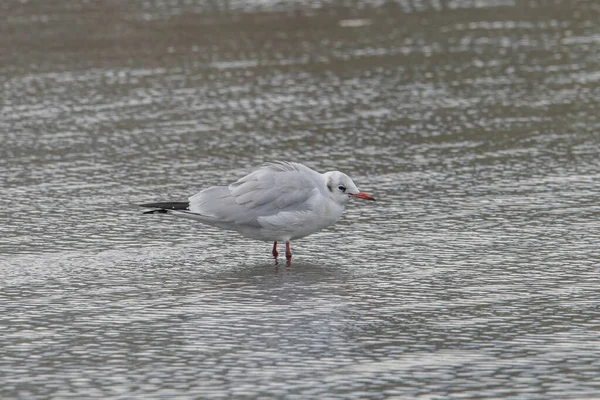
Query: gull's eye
338 185 346 193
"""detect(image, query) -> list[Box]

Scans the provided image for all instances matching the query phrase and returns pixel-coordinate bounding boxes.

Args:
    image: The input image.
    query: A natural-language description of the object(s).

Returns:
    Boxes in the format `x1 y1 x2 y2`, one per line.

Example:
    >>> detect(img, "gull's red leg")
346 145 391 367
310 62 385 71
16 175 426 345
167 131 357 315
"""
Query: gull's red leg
272 241 278 259
285 241 292 260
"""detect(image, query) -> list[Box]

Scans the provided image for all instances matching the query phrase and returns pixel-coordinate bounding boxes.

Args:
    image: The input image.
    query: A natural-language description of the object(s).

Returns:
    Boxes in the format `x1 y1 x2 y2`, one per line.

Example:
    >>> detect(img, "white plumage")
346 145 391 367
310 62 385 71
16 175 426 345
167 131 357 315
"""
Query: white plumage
141 161 375 261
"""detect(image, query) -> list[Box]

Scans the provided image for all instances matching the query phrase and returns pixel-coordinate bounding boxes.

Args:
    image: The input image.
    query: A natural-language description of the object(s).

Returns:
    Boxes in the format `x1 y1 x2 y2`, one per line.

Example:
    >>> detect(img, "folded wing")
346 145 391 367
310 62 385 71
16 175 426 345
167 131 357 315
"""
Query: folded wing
188 162 320 229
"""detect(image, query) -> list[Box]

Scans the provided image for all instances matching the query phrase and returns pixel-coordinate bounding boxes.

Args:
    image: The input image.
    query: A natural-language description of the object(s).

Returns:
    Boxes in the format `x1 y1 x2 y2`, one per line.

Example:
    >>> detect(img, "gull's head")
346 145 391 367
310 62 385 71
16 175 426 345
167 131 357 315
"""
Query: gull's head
324 171 375 205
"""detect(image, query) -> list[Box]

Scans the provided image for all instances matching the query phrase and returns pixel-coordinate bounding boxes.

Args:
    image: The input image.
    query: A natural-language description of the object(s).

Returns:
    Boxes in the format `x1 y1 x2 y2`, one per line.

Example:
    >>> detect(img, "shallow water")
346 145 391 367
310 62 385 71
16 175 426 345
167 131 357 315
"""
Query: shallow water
2 0 600 398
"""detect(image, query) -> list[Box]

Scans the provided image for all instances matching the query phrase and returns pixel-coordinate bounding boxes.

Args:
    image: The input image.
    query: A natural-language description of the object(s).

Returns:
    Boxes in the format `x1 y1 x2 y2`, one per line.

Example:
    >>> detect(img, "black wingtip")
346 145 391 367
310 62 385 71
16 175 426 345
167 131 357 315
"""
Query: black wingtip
139 202 189 212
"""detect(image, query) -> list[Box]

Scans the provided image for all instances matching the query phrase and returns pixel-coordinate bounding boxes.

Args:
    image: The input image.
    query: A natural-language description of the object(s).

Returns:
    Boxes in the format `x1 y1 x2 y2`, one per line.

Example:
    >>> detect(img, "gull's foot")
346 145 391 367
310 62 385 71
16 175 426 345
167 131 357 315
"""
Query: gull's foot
285 241 292 261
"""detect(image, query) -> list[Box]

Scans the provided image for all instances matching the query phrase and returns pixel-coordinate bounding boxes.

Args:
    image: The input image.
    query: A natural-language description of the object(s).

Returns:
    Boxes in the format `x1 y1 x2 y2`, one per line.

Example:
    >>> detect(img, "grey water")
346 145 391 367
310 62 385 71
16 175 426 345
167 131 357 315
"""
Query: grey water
2 0 600 398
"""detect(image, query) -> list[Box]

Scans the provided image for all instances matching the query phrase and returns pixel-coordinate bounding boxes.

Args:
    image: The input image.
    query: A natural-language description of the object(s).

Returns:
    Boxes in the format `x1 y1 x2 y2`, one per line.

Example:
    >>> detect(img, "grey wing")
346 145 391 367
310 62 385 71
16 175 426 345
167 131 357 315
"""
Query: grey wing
188 162 320 228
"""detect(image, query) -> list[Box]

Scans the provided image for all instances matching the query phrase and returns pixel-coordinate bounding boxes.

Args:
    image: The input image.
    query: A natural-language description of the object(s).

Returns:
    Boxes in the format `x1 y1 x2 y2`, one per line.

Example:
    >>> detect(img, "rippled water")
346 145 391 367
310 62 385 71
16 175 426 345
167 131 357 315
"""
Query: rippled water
2 0 600 398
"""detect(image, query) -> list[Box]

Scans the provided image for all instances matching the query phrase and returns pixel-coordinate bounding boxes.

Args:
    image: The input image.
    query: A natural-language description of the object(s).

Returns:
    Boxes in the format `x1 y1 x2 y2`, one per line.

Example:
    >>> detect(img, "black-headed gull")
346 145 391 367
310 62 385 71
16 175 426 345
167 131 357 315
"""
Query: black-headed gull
140 161 375 261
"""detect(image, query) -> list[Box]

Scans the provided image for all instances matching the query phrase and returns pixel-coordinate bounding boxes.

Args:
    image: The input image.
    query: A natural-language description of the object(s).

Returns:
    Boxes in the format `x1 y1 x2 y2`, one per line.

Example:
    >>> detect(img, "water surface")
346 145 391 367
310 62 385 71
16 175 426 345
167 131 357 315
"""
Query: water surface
2 0 600 398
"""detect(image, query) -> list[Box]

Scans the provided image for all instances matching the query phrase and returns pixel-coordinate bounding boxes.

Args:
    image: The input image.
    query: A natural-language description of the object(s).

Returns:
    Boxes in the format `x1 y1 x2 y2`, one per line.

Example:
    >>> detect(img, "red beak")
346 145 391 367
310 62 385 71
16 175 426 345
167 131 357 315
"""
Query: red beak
351 192 376 201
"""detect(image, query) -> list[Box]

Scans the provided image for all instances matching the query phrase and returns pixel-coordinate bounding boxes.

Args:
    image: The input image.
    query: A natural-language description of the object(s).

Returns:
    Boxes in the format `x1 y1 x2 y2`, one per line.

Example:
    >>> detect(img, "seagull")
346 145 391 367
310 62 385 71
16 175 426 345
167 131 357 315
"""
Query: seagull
140 161 375 261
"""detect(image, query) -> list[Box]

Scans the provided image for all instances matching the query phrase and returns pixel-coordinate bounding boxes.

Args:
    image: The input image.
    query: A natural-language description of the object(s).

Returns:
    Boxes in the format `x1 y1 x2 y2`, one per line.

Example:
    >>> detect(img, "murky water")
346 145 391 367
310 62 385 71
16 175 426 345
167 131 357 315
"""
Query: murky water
2 0 600 398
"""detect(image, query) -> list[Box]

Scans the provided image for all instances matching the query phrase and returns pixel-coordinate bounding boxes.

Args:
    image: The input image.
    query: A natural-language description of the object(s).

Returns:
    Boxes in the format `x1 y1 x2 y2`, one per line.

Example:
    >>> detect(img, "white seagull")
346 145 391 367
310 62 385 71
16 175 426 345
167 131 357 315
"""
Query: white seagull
140 161 375 261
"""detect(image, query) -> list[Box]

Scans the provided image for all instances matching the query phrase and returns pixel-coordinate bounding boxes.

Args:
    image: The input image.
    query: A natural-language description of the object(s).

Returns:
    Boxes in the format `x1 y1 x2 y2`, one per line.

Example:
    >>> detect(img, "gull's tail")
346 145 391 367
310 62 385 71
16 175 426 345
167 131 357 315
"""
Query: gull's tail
139 202 189 214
